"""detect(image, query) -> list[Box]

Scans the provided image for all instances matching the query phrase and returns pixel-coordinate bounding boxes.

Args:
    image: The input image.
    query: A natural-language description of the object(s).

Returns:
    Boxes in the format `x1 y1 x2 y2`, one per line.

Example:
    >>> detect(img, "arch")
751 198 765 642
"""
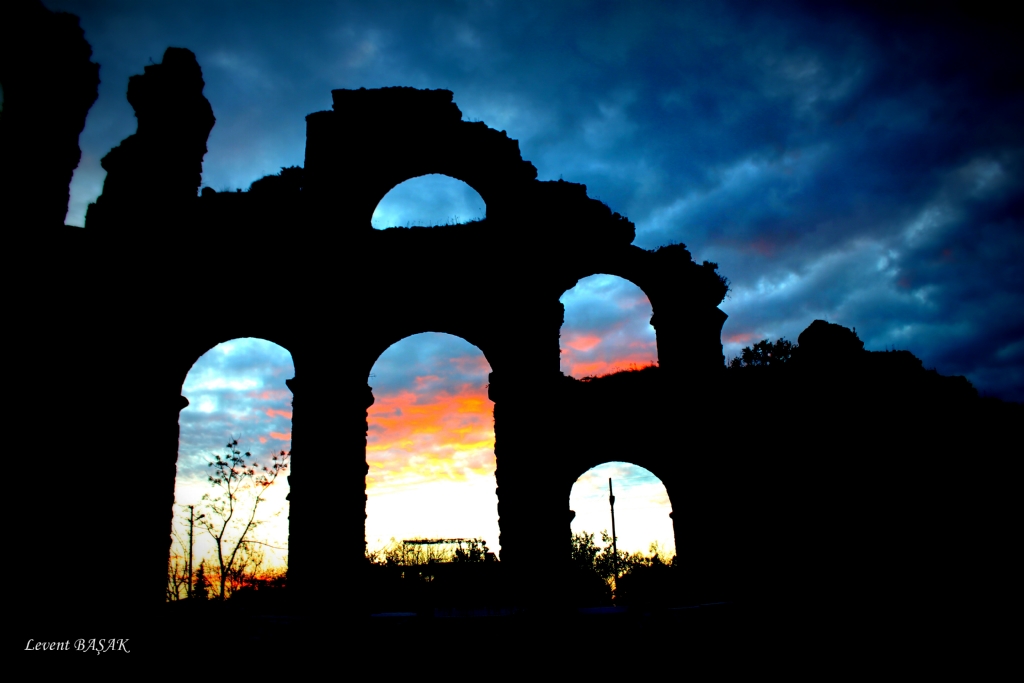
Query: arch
371 173 487 229
175 332 299 396
364 332 499 555
569 460 676 557
559 273 658 378
170 337 294 600
362 326 500 385
303 88 538 226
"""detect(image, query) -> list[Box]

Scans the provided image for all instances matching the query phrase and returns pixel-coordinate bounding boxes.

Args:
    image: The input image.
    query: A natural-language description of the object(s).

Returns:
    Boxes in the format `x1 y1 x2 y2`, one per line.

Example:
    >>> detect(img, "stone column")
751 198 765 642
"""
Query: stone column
490 366 566 609
653 304 728 377
286 374 373 612
149 389 192 609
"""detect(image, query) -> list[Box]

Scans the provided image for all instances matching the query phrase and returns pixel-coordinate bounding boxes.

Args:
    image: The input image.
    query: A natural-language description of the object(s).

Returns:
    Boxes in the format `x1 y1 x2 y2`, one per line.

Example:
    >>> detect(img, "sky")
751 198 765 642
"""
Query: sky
365 332 499 552
560 274 657 378
34 0 1018 574
41 0 1023 401
570 462 675 557
173 339 294 573
175 325 672 568
47 1 1016 581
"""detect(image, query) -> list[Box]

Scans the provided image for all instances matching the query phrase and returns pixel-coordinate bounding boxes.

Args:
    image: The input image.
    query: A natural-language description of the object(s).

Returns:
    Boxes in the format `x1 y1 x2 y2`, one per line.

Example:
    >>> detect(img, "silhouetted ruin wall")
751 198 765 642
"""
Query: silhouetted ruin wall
86 47 215 236
6 23 1020 645
288 86 732 606
1 0 98 227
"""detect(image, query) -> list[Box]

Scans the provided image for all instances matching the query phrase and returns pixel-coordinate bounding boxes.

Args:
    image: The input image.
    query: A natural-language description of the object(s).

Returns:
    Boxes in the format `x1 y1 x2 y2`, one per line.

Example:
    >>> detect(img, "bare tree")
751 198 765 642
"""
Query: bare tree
196 439 289 600
167 528 191 601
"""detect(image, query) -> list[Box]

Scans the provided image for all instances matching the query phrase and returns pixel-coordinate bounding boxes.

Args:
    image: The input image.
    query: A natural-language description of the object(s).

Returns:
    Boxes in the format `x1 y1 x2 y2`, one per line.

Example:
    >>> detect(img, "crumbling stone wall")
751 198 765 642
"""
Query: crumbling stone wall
289 87 731 607
13 33 1020 638
85 47 214 237
10 45 733 617
305 87 538 225
0 0 98 227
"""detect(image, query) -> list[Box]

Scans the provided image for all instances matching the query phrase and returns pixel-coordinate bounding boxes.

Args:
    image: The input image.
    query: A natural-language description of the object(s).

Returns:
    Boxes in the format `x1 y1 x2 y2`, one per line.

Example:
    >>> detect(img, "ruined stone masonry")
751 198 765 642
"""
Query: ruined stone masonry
7 7 1015 635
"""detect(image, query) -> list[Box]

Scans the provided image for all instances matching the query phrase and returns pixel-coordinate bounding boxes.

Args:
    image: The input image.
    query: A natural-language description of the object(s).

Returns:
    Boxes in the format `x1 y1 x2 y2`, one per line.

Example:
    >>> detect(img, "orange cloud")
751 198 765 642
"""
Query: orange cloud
366 381 495 492
265 408 293 419
270 431 291 441
259 436 267 444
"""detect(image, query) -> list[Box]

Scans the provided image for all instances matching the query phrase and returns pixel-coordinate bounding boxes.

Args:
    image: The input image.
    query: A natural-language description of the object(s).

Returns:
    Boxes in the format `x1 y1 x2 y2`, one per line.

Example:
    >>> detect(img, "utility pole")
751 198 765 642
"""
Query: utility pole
609 478 618 586
187 505 195 600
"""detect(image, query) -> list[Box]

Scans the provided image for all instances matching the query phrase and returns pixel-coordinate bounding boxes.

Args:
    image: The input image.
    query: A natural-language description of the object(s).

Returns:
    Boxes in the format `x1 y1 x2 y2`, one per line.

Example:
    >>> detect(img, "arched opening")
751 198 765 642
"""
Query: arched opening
365 332 498 612
560 274 657 378
371 174 486 229
569 461 675 607
365 332 497 552
170 338 294 602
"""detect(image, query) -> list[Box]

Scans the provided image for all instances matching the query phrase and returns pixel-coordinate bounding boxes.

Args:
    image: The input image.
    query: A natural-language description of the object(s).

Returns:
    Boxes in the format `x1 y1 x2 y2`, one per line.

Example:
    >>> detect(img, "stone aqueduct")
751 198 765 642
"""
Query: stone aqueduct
192 82 731 607
7 44 737 614
8 11 1018 641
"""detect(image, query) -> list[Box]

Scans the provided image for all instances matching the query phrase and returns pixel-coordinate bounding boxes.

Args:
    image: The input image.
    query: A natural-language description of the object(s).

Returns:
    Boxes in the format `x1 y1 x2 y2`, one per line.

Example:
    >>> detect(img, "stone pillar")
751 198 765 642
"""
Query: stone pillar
490 367 566 609
286 374 373 612
145 388 192 609
653 304 728 377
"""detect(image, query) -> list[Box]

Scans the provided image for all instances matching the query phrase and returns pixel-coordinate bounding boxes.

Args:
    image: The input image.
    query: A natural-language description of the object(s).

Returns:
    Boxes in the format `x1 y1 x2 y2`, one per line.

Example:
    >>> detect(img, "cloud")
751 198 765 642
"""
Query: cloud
363 332 500 546
560 274 657 377
367 333 495 494
369 332 492 395
49 1 1024 399
173 337 294 567
178 338 294 478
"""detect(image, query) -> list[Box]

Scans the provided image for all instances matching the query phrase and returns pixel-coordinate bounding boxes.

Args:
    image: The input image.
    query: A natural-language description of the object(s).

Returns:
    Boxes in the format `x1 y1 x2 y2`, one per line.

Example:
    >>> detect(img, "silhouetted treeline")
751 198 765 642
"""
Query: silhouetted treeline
365 539 508 615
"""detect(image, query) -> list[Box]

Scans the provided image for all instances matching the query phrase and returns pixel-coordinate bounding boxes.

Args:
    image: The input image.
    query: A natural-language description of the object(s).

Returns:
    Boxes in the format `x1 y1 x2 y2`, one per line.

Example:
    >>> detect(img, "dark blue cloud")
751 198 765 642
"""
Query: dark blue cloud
178 338 294 479
369 332 490 398
44 0 1023 400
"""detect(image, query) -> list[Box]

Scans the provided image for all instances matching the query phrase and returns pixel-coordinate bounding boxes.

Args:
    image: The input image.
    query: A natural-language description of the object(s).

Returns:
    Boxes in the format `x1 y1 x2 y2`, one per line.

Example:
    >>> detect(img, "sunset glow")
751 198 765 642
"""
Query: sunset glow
365 333 499 554
173 339 294 576
170 280 675 576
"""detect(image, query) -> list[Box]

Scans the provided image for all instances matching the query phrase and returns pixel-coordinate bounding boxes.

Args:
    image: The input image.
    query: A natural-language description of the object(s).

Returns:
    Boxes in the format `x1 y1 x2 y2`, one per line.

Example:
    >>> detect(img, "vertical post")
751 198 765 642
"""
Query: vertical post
609 478 618 585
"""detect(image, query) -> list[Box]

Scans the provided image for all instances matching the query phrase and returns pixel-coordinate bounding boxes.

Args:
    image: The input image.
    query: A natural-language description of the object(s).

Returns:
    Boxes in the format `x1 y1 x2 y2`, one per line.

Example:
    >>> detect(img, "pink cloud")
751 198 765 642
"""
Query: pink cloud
249 389 292 401
564 333 603 352
724 332 755 344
